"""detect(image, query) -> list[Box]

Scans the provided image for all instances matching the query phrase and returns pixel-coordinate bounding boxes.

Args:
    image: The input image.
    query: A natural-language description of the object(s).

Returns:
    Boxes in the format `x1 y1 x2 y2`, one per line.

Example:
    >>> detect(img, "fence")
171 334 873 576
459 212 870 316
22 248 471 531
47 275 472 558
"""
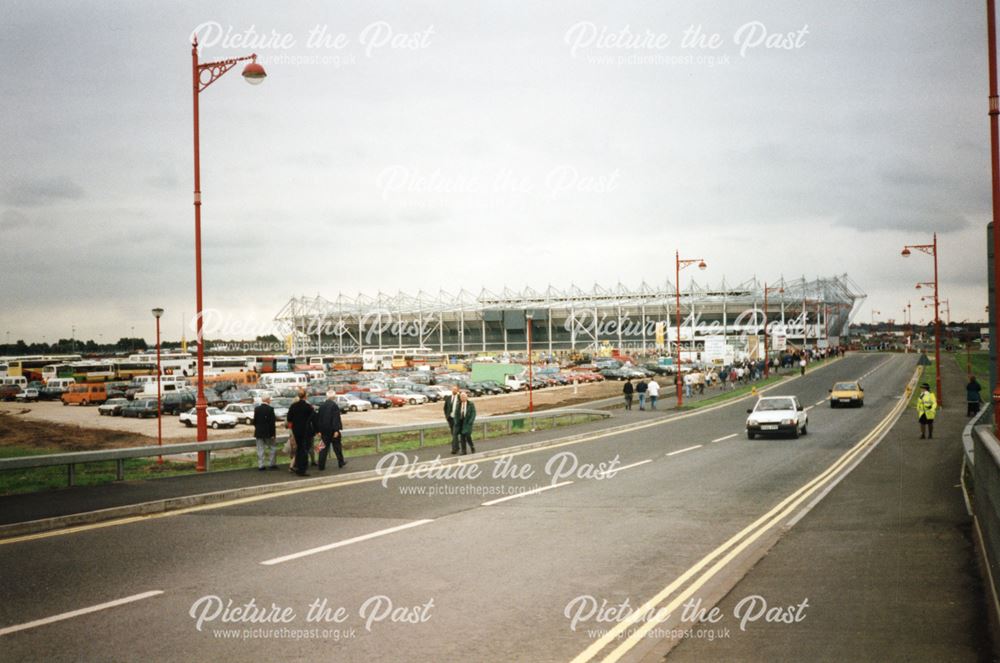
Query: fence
0 408 611 487
969 411 1000 624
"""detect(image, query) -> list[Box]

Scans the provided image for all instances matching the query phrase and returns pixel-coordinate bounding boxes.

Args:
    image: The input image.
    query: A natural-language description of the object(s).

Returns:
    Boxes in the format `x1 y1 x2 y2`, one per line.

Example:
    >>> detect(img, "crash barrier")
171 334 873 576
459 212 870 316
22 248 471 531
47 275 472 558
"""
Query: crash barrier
0 408 611 487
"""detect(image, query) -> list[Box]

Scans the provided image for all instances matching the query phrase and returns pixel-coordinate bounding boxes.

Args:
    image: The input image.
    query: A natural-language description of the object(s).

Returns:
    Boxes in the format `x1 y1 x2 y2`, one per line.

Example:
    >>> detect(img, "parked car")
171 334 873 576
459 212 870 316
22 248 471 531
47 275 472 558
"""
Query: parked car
348 391 392 409
222 389 253 404
122 399 159 419
39 385 68 401
179 407 237 429
473 381 504 395
335 394 372 412
746 396 808 439
14 387 40 402
0 385 22 401
161 391 197 415
387 389 428 405
223 403 257 424
98 398 129 416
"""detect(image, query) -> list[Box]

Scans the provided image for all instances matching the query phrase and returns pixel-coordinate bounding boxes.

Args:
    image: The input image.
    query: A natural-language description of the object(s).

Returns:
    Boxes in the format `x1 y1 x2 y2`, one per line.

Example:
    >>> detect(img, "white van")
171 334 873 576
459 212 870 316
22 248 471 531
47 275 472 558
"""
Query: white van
1 376 27 389
132 375 187 389
46 378 76 390
259 372 309 389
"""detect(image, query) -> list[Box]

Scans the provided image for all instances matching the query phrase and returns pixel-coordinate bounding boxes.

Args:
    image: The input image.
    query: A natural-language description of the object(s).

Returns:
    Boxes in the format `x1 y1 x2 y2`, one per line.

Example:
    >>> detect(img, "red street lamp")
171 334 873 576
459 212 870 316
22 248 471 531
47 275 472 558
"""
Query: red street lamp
901 233 942 405
190 37 267 470
763 282 784 378
525 311 534 414
675 251 707 407
152 307 164 465
987 0 1000 429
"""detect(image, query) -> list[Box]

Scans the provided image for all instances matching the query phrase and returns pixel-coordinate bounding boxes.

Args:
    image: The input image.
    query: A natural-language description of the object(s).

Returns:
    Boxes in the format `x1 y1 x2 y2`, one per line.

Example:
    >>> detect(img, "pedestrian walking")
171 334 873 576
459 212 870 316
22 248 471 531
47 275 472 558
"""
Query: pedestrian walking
799 357 807 377
253 395 278 471
728 367 737 390
457 392 477 454
285 388 316 476
317 390 346 470
916 383 938 439
647 377 660 409
967 376 983 417
622 378 634 411
636 378 648 410
444 384 462 454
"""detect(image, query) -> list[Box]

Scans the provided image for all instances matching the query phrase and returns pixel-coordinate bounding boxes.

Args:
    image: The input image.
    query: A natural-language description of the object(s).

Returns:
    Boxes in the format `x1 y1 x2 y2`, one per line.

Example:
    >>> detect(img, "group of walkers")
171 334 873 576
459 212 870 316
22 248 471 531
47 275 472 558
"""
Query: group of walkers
252 389 347 476
622 377 661 410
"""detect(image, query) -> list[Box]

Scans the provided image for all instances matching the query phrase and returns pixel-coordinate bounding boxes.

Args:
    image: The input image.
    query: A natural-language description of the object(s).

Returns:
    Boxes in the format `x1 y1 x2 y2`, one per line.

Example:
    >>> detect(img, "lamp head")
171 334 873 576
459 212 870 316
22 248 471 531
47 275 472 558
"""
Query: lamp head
242 61 267 85
697 260 707 270
901 247 911 257
151 308 164 319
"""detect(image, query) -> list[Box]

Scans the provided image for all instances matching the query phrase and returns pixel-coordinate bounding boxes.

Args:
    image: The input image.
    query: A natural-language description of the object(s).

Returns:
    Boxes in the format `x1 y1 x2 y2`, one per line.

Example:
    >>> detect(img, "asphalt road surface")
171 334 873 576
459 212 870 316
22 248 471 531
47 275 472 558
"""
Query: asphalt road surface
0 353 917 662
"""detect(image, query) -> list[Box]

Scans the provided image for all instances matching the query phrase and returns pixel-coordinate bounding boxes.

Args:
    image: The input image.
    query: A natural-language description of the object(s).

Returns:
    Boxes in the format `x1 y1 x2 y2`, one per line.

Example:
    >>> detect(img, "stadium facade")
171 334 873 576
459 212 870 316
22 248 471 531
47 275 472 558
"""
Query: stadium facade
273 275 866 358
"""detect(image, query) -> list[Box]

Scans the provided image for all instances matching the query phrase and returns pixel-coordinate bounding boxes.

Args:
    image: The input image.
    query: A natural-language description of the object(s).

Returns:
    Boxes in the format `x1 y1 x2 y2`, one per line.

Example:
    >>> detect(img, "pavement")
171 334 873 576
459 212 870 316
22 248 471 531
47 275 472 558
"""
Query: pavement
664 354 997 662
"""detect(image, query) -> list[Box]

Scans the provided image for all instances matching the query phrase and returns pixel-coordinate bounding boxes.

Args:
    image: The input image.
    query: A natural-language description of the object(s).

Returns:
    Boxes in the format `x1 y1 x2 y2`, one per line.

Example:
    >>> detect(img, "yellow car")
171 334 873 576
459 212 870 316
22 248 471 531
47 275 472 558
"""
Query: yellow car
829 381 864 408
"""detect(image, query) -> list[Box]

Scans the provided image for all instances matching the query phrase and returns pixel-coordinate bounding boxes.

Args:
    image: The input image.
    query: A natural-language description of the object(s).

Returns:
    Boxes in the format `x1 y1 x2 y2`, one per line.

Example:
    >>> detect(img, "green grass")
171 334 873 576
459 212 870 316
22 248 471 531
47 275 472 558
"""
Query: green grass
909 362 938 409
0 413 604 496
954 350 989 384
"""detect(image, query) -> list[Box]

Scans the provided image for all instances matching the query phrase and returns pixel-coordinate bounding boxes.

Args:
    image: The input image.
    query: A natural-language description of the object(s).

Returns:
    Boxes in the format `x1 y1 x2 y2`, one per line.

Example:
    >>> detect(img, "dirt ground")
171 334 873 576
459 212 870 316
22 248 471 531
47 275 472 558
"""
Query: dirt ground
0 380 624 451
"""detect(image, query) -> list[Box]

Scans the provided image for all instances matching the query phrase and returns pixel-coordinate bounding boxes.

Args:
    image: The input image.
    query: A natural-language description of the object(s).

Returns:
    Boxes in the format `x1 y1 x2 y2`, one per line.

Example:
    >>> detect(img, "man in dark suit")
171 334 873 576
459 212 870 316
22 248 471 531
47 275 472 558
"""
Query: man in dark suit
443 384 461 455
457 392 477 455
317 390 346 470
286 388 316 476
253 395 277 471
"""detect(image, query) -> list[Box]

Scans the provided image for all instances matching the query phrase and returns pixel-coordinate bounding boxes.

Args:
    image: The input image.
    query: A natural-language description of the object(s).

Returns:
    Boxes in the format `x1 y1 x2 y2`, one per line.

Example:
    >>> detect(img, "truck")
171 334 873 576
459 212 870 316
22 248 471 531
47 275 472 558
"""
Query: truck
469 363 527 391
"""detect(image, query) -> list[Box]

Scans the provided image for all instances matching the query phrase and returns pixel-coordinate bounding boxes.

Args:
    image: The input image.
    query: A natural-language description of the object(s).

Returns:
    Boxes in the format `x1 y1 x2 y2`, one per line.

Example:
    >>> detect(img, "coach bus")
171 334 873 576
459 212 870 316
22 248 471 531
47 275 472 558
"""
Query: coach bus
6 355 82 381
202 356 253 376
41 363 76 382
113 358 157 380
128 352 197 377
248 355 294 373
69 360 116 382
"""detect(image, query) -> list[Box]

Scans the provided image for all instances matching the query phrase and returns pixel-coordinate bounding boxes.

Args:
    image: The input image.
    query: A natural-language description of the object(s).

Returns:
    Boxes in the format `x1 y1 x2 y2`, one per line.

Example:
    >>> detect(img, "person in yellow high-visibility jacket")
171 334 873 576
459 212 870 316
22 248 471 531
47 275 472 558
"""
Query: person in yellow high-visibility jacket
916 382 938 439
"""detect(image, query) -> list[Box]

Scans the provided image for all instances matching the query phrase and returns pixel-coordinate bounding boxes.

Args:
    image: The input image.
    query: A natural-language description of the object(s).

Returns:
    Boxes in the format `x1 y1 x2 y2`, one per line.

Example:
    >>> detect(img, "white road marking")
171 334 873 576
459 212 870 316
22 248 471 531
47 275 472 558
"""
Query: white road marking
805 406 814 412
0 590 164 637
711 434 738 443
598 459 653 478
815 400 826 406
261 520 434 565
482 481 574 506
667 445 703 457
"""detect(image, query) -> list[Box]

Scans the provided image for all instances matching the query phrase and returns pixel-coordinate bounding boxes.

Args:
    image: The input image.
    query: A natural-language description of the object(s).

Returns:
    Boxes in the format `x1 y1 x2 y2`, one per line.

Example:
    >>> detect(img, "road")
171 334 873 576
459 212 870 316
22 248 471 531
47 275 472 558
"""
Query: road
0 353 916 662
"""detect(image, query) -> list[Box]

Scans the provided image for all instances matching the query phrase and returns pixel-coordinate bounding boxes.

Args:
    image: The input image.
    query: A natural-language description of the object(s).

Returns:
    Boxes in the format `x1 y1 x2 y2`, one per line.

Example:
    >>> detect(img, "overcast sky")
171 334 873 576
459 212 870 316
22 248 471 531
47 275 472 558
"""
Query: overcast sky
0 0 992 344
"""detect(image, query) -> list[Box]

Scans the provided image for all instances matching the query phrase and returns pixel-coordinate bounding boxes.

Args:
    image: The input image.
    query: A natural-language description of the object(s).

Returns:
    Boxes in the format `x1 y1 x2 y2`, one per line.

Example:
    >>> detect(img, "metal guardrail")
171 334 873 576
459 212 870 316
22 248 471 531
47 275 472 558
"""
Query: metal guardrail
971 422 1000 624
962 405 993 468
0 408 611 486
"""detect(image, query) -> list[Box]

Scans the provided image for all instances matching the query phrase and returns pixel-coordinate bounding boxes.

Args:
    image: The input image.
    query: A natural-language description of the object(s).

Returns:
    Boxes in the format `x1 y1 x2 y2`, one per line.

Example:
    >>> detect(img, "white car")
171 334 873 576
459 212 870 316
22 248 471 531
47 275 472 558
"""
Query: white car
14 388 40 402
388 389 428 405
179 407 238 429
746 396 808 439
335 395 372 412
223 403 257 425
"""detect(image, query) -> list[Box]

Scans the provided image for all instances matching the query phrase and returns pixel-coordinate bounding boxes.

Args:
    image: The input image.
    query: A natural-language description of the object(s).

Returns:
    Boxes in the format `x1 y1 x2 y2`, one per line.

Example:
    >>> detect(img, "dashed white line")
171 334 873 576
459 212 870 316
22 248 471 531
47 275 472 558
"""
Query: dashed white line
482 481 574 506
0 590 164 637
261 520 434 565
599 459 653 478
667 445 703 457
711 434 738 443
814 400 826 406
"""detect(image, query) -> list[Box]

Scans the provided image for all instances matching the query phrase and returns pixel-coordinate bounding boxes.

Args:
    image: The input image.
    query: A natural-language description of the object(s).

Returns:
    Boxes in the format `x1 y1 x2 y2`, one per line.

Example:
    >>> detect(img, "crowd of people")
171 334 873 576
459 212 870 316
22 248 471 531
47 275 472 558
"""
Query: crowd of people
252 388 346 476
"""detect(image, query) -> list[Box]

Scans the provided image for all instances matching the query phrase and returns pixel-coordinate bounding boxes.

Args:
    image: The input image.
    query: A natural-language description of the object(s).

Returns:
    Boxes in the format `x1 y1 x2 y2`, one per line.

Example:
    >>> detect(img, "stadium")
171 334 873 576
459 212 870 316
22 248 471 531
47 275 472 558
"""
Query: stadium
273 275 866 360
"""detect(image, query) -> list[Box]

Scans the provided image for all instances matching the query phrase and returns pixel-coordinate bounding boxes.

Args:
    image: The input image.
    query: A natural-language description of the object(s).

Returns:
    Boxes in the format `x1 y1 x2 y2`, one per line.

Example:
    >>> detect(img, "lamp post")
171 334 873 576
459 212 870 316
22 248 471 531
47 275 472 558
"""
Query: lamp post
152 308 164 464
525 312 534 414
871 309 880 327
902 234 942 405
71 325 75 353
986 0 1000 428
675 251 707 407
190 37 267 471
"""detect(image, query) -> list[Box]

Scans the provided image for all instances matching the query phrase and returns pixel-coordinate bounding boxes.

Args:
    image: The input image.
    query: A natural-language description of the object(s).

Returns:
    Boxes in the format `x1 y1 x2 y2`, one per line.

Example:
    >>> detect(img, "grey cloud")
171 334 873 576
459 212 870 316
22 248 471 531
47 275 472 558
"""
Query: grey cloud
3 176 85 206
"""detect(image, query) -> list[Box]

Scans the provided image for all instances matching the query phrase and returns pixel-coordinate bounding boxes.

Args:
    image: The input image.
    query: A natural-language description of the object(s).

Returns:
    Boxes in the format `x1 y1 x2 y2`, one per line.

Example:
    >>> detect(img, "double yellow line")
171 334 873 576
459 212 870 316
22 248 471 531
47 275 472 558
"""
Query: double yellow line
571 365 919 663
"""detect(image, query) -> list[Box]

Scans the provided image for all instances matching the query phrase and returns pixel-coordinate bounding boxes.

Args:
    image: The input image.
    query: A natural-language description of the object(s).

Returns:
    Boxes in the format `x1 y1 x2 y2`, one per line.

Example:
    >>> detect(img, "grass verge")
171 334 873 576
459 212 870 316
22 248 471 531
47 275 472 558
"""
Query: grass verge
0 413 603 497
